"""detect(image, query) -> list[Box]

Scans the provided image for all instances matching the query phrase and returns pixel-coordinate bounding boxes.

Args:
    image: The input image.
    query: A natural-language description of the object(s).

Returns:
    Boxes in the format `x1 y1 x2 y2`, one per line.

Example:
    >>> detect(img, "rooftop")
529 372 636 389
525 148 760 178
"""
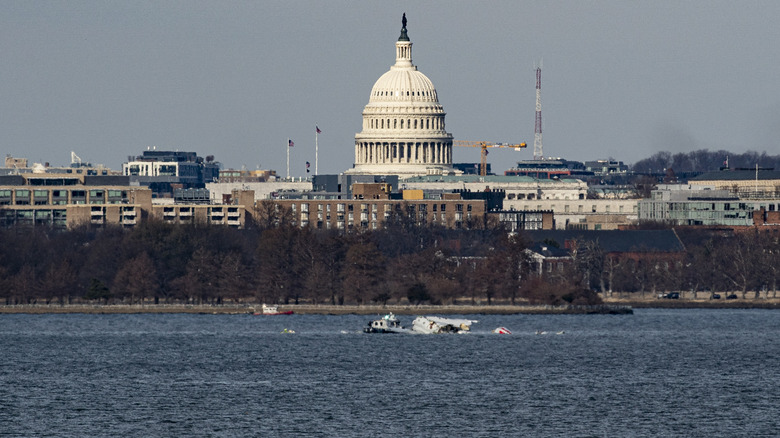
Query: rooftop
690 169 780 181
525 229 686 253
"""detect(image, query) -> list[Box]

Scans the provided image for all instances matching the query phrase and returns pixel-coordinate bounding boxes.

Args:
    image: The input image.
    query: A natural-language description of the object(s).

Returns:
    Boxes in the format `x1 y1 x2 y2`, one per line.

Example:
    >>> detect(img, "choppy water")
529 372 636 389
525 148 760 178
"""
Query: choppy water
1 309 779 437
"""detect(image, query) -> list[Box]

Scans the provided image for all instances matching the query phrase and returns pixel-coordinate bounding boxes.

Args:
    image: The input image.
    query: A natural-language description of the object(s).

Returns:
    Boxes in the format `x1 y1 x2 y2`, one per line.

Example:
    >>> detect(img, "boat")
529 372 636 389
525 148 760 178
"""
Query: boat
364 313 409 333
492 327 512 334
411 316 478 334
253 304 294 316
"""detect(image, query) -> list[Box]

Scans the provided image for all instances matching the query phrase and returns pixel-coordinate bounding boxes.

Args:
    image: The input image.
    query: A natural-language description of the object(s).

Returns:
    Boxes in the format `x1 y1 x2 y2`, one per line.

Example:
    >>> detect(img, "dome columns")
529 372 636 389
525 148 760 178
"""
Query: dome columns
354 141 452 165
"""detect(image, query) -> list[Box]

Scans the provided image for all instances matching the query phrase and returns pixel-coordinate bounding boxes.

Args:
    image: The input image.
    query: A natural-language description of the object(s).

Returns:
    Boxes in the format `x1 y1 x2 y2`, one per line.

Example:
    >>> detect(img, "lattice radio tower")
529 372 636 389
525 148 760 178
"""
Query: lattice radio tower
533 61 543 160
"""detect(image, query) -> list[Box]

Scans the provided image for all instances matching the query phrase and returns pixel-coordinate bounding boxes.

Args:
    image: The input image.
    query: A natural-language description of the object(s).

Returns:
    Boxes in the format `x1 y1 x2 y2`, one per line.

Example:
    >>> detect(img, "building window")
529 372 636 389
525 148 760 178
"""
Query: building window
89 190 105 204
70 190 85 205
33 190 49 205
15 190 31 205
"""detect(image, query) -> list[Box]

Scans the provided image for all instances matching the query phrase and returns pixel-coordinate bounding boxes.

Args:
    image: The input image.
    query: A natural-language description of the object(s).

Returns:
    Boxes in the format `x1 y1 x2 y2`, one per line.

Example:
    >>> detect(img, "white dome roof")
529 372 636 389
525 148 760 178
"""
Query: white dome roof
369 69 439 104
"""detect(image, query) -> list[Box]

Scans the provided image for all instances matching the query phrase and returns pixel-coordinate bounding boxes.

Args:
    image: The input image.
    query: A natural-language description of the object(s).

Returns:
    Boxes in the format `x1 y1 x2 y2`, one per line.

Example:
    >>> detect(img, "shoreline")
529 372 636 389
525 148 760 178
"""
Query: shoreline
0 303 632 315
0 300 777 315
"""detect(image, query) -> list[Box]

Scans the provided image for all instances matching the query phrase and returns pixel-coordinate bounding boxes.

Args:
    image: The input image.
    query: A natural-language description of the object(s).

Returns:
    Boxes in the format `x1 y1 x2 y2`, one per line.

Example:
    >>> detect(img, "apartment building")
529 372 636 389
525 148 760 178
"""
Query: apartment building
0 173 253 229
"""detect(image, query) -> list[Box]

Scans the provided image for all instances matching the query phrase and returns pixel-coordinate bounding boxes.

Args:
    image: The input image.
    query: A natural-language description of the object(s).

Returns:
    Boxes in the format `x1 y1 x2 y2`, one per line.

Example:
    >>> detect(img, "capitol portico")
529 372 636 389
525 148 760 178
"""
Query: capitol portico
347 14 460 177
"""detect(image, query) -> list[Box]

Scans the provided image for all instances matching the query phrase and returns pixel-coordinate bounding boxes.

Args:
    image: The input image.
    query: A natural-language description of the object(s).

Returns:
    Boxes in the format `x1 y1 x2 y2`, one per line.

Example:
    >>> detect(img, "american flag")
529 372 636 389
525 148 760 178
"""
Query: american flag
316 126 321 134
288 139 294 147
306 161 310 173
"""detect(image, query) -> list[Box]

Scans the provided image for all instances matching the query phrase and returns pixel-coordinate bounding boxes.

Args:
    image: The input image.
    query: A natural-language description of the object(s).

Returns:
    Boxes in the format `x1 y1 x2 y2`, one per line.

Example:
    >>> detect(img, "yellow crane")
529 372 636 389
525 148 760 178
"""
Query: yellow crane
453 141 527 176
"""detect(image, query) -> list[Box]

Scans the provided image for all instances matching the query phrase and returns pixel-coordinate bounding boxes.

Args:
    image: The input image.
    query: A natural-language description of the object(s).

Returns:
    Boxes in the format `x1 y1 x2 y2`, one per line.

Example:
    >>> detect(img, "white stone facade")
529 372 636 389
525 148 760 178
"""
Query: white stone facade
402 176 589 201
504 198 639 230
347 18 458 177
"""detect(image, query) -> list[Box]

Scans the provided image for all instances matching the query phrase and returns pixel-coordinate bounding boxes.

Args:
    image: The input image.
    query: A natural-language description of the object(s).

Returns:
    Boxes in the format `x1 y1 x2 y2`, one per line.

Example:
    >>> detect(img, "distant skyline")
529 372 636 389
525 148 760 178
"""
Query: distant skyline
2 1 779 176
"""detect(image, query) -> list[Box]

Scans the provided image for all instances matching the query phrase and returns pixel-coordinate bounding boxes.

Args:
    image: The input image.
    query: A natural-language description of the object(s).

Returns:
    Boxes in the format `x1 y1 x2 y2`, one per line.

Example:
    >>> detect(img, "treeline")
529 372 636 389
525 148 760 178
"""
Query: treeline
631 150 780 174
1 218 777 307
550 227 779 298
0 216 593 307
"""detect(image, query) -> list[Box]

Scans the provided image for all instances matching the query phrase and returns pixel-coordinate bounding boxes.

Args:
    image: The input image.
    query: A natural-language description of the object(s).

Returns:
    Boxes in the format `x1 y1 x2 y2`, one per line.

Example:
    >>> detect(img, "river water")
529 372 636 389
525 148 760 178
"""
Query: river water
1 309 778 437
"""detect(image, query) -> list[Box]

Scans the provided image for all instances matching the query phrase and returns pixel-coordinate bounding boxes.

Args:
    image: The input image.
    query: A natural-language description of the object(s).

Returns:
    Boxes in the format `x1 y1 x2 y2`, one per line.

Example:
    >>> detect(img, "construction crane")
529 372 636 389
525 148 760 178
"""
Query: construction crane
453 141 527 176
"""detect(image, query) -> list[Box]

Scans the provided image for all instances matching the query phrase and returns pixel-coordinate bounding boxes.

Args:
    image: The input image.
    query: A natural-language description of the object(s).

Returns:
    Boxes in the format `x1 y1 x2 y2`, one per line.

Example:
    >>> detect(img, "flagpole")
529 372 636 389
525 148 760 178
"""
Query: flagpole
286 138 290 180
315 127 319 175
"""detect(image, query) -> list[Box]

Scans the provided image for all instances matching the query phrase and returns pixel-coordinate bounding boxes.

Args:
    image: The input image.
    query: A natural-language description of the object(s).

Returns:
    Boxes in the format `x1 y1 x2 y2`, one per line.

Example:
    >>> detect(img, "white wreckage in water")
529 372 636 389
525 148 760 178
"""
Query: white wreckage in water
364 314 479 334
410 316 478 334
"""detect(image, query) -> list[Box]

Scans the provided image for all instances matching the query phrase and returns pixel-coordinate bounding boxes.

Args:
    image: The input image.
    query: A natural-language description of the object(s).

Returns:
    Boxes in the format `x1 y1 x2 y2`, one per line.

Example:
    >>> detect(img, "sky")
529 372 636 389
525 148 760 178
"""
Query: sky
2 1 779 176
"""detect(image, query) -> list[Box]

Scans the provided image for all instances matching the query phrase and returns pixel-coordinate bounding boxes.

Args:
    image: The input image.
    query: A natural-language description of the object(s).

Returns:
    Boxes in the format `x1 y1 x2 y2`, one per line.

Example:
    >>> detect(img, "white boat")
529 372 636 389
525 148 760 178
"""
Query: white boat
364 313 409 333
411 316 478 334
252 304 294 316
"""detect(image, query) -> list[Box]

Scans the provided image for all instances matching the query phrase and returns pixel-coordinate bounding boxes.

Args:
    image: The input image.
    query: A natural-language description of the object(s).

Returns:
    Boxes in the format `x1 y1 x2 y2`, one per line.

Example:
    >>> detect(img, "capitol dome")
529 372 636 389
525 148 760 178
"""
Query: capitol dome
368 66 438 105
347 14 459 177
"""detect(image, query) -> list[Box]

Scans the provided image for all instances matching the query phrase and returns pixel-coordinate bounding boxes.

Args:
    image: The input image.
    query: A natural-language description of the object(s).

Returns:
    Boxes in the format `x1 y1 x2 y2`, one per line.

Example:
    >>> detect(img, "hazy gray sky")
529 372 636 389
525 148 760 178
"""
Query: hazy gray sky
2 1 779 176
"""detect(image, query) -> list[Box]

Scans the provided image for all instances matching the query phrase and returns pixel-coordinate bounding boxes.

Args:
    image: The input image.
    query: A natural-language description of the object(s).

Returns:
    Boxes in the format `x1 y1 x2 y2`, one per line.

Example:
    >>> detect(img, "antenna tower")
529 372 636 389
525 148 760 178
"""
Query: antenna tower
533 62 543 160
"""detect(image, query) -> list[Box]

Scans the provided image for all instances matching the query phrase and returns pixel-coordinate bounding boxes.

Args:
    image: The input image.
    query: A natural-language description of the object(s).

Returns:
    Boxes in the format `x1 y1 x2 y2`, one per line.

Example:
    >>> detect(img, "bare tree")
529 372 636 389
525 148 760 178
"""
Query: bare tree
342 237 386 305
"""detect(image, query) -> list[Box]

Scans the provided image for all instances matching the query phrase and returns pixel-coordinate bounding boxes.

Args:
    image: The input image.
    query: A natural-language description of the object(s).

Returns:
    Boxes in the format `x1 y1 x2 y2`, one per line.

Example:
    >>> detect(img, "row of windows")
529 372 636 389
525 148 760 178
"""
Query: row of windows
373 90 435 98
161 206 239 214
369 117 443 130
301 210 472 222
507 193 586 201
0 189 126 206
0 209 68 228
561 204 633 213
291 203 472 213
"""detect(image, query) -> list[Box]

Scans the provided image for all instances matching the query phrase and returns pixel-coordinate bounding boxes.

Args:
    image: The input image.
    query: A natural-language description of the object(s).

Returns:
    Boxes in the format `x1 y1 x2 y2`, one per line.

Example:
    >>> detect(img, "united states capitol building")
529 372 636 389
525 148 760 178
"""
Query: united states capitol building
204 15 638 231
